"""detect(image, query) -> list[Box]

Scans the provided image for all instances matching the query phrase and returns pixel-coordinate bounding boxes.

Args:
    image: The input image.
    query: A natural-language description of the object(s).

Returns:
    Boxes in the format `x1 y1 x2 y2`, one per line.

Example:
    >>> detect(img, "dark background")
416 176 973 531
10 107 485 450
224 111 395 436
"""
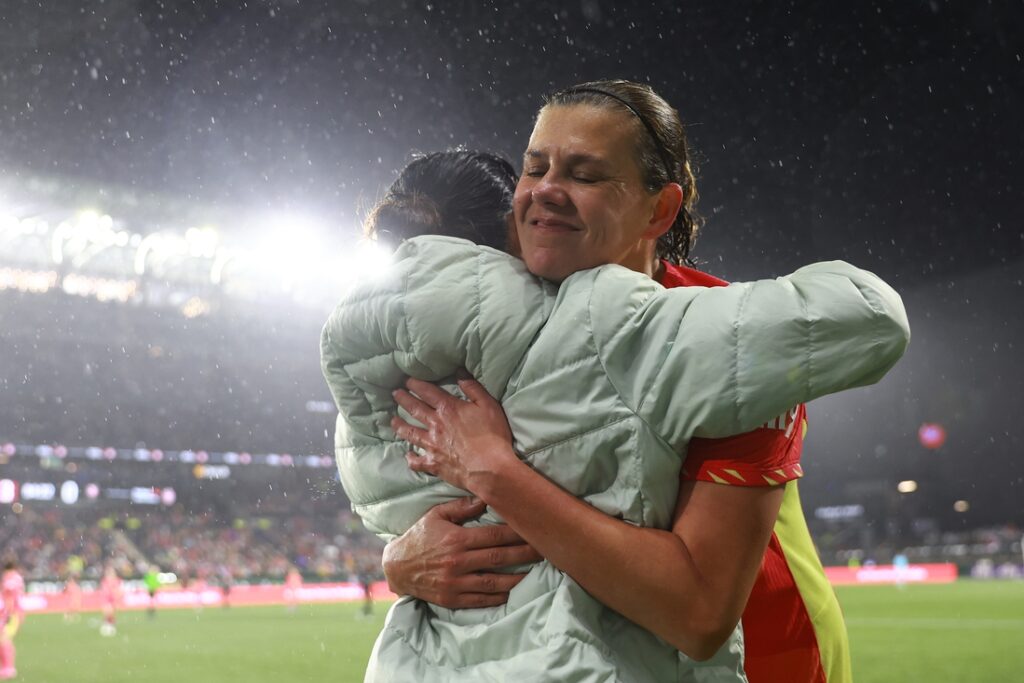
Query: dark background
1 0 1021 531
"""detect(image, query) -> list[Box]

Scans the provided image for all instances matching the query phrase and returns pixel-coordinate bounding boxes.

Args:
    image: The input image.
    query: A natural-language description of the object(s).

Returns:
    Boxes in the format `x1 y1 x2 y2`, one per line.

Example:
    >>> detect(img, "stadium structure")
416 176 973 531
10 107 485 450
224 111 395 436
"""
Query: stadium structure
0 171 387 606
0 170 1020 605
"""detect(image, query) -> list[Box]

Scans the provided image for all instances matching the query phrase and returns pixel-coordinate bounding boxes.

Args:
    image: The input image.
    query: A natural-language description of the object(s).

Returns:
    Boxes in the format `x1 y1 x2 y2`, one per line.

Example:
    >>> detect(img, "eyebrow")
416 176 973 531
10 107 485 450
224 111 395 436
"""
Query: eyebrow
523 149 607 166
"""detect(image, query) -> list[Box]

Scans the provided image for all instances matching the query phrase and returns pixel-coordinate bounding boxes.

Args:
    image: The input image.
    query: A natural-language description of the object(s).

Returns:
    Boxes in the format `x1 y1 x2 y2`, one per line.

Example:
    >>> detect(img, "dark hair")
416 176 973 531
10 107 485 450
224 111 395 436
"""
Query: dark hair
545 80 704 265
365 150 518 251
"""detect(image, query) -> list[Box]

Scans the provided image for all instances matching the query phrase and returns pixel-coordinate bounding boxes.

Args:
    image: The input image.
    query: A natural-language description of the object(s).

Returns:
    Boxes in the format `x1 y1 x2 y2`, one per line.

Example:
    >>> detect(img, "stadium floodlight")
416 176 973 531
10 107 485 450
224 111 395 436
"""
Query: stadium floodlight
51 210 118 266
209 248 236 285
51 220 70 264
60 481 80 505
897 480 918 494
0 211 20 235
185 226 220 259
0 479 16 504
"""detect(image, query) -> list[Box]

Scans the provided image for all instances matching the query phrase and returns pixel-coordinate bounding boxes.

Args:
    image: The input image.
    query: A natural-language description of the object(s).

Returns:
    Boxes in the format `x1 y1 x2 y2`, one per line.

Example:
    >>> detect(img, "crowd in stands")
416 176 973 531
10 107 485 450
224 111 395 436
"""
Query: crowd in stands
0 288 394 589
133 506 383 583
1 505 384 585
4 286 1020 592
818 523 1023 572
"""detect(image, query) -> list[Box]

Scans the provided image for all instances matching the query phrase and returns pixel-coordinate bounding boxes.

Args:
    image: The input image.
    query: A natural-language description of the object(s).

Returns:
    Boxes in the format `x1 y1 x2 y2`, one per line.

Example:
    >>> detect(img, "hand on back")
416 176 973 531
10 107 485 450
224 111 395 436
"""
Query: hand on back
382 496 541 609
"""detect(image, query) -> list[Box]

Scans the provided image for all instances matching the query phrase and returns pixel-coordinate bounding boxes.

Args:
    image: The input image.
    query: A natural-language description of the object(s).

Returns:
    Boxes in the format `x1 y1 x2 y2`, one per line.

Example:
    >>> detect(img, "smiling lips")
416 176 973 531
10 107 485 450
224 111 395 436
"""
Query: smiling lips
531 217 580 232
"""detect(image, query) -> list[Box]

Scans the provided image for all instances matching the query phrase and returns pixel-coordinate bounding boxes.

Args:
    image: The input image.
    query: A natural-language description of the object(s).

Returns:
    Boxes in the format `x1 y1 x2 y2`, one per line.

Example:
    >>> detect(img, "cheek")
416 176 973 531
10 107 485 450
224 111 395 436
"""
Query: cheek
512 187 530 217
512 193 531 238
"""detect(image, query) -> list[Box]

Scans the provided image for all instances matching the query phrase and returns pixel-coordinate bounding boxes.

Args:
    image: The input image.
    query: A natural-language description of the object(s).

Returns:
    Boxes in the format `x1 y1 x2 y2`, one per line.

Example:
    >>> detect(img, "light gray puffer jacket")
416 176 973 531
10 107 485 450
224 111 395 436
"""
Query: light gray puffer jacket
321 236 910 682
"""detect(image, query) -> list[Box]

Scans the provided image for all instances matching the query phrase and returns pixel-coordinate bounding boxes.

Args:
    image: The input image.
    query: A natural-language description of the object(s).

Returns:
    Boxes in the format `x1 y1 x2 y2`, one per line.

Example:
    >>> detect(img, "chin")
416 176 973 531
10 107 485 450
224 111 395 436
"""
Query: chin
523 252 573 283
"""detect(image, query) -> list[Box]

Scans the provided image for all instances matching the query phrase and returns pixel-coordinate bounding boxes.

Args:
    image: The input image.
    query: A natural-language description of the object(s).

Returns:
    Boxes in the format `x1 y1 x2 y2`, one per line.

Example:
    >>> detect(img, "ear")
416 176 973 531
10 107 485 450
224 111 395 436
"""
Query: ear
642 182 684 240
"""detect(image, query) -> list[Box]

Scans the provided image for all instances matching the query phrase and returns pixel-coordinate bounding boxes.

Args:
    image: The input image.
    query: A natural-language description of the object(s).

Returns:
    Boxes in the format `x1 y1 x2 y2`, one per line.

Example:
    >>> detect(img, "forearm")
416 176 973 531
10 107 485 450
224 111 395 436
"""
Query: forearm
473 455 774 659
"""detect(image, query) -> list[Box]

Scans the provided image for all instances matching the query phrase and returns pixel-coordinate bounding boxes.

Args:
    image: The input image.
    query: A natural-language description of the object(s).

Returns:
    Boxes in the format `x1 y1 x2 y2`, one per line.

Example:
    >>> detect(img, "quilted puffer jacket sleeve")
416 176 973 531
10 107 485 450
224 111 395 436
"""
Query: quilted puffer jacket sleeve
320 236 554 538
586 260 910 446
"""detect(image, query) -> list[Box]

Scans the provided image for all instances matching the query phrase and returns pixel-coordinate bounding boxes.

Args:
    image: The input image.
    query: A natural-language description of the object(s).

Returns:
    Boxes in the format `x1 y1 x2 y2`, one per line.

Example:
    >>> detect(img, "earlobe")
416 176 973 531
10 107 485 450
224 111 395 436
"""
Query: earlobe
643 183 684 240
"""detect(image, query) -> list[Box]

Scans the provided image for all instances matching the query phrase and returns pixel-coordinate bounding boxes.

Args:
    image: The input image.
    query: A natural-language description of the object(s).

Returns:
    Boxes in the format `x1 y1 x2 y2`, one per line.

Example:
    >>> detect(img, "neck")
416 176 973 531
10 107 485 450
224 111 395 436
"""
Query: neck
614 240 663 280
618 249 662 280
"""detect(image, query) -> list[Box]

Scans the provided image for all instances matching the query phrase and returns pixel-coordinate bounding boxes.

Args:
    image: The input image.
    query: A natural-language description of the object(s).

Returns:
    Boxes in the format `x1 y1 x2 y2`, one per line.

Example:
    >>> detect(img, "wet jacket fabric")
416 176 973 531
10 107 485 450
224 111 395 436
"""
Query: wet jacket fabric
320 235 910 683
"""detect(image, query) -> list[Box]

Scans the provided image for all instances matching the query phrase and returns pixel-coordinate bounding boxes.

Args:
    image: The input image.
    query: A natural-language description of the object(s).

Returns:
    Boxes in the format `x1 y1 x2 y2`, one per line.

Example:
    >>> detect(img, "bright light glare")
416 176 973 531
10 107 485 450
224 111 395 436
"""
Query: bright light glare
250 213 331 286
897 480 918 494
316 238 395 296
953 500 969 512
347 239 393 281
185 226 220 258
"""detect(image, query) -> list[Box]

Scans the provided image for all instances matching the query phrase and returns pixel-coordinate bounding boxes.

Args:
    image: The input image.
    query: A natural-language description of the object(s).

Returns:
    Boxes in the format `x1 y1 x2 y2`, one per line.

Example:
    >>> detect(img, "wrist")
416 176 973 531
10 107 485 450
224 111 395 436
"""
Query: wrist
381 542 407 595
469 444 526 505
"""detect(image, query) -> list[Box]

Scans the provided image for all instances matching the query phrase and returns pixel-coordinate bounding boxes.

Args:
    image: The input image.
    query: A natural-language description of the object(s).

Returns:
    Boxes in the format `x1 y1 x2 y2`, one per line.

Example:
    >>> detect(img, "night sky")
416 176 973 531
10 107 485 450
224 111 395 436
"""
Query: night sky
1 0 1021 524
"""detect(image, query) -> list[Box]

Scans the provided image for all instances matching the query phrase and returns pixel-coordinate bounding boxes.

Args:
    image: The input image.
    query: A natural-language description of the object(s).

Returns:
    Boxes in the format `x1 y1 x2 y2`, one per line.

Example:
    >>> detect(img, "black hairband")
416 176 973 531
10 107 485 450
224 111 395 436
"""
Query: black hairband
561 86 676 182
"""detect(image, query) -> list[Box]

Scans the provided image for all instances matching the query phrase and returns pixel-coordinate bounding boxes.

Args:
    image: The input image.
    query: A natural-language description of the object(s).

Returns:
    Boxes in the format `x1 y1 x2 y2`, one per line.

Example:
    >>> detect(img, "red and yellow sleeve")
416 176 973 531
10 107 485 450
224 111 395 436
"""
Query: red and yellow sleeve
682 405 807 487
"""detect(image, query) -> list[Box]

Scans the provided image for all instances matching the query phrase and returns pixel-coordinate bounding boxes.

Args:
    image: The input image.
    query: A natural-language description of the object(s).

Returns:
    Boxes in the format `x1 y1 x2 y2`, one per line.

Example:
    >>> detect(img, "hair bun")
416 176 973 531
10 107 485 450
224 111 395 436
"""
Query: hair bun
366 192 444 247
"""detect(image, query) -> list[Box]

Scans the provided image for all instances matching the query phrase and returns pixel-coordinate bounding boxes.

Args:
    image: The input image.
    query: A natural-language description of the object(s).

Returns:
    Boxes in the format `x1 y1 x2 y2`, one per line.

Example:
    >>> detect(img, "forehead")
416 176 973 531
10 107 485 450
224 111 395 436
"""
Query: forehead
525 104 639 165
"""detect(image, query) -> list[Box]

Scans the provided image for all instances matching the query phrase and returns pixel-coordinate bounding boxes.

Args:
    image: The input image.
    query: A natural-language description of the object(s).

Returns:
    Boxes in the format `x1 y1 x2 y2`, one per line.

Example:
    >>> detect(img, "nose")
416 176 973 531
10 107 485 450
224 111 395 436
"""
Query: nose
531 174 569 207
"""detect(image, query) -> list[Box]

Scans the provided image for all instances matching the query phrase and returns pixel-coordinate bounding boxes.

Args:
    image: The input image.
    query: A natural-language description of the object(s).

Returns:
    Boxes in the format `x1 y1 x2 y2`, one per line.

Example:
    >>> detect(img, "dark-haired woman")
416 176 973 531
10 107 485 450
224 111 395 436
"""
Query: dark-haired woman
364 150 517 252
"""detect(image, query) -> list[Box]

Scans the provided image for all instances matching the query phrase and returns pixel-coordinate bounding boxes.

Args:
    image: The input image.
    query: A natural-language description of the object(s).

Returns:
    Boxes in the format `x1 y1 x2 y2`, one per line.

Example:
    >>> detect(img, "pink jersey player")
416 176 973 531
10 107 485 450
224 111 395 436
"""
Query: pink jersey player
64 577 82 622
99 567 122 636
1 562 25 680
284 567 302 611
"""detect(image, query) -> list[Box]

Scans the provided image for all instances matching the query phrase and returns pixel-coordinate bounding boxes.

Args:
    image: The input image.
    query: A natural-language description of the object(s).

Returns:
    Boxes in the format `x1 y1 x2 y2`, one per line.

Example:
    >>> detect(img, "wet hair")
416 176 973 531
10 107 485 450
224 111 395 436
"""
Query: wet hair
365 150 518 251
545 80 704 265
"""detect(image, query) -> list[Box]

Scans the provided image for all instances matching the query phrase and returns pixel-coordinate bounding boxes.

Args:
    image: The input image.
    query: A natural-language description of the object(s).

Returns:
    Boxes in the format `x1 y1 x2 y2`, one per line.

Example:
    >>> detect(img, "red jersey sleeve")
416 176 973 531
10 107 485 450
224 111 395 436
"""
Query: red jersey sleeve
657 262 806 487
682 405 807 487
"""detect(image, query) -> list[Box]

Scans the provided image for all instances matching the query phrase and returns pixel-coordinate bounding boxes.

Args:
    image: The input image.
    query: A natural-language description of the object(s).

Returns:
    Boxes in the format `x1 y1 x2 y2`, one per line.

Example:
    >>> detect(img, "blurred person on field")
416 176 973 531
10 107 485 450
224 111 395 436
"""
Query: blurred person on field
284 566 302 612
1 559 24 680
143 565 160 618
357 561 375 616
63 574 82 623
99 564 122 637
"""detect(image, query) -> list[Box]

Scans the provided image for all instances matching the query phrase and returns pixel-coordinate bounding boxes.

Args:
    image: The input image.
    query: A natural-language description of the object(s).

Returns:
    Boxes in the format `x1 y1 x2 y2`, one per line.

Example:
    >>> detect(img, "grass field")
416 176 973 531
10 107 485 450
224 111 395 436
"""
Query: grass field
12 580 1024 682
837 580 1024 683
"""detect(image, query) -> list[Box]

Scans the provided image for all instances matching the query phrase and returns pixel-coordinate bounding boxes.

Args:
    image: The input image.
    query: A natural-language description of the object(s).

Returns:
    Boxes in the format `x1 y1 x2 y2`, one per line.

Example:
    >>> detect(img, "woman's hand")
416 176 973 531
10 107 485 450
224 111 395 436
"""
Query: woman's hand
391 372 517 493
382 497 541 608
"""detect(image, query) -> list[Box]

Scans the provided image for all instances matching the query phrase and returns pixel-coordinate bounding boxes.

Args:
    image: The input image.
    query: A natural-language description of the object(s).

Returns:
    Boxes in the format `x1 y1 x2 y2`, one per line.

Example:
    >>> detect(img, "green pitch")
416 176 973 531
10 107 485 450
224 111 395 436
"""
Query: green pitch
12 581 1024 682
15 602 389 683
837 580 1024 683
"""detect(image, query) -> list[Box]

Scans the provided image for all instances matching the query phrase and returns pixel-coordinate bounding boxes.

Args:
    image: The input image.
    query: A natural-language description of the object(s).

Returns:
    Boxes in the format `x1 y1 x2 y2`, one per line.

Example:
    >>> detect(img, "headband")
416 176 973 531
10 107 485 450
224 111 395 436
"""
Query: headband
560 86 676 182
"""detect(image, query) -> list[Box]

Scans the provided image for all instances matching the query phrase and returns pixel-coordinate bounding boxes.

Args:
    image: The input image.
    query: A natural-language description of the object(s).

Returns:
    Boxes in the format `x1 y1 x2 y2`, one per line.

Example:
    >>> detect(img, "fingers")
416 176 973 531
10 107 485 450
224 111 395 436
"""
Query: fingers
457 571 529 595
460 545 543 571
406 450 437 475
405 377 456 408
456 372 494 405
461 523 529 550
437 572 531 609
392 388 436 425
442 591 512 610
430 497 488 524
391 416 430 448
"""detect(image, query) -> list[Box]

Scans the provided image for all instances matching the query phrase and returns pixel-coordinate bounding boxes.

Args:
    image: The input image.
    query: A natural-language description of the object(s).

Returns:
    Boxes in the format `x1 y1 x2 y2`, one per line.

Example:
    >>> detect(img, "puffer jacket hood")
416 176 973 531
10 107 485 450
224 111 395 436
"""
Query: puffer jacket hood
321 235 910 682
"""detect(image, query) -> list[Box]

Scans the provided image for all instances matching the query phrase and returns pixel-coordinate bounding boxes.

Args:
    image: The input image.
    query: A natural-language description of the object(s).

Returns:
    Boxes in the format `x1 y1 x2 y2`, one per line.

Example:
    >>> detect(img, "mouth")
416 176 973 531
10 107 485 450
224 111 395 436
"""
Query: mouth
530 217 580 232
